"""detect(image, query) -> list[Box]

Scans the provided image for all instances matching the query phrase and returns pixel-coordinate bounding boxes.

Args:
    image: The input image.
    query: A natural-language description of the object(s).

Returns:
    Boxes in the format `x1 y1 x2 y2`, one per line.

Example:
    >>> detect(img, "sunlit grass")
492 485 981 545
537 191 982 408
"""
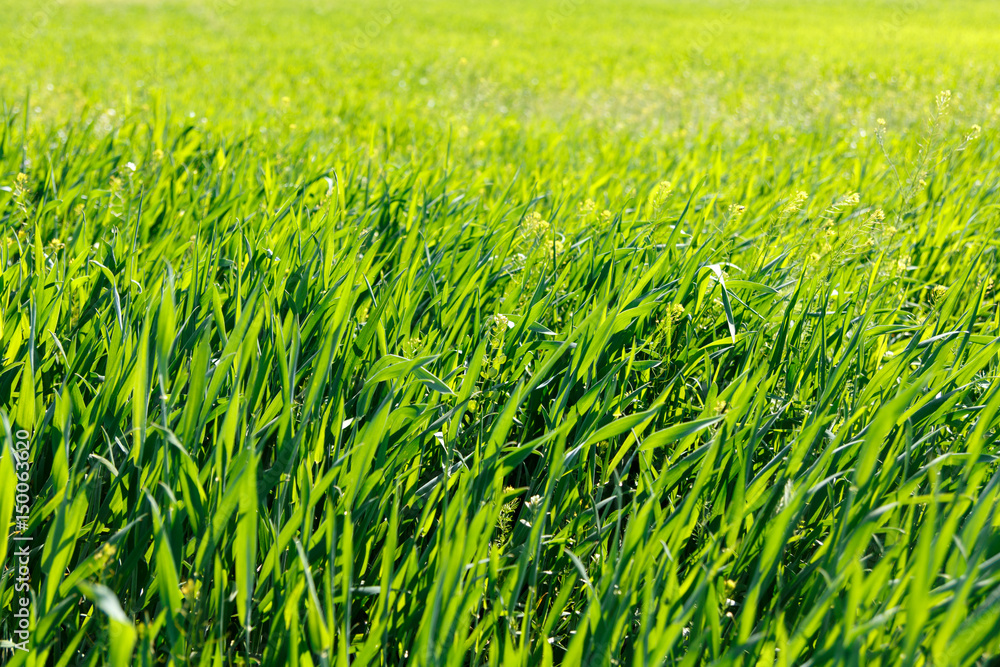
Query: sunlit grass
1 0 1000 665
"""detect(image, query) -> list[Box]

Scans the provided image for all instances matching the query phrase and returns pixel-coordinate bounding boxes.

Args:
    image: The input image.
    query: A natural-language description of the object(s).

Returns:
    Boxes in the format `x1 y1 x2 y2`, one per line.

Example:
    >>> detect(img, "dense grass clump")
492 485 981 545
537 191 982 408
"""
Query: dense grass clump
2 0 1000 665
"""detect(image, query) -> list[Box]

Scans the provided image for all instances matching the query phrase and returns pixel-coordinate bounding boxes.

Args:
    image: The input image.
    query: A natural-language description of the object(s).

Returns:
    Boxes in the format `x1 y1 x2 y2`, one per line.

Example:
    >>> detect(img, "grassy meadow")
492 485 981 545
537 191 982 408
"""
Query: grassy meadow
2 0 1000 664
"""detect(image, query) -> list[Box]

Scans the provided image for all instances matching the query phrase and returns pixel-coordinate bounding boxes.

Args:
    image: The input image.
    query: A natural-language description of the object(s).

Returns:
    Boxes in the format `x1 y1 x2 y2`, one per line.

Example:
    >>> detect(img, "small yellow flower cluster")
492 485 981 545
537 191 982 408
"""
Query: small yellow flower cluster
782 190 808 215
522 211 549 237
930 285 948 304
728 203 746 216
403 336 422 358
649 180 673 212
490 313 514 345
13 173 32 220
864 207 888 238
180 578 201 602
936 89 952 115
578 198 596 215
482 314 514 380
967 124 982 141
875 118 887 140
95 543 117 569
520 210 571 261
551 236 566 256
895 255 911 272
840 192 860 206
668 302 685 323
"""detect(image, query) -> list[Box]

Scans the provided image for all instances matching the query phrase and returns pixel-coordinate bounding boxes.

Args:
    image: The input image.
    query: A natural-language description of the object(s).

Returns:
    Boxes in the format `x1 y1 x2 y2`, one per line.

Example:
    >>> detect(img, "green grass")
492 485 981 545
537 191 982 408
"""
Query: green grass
1 0 1000 664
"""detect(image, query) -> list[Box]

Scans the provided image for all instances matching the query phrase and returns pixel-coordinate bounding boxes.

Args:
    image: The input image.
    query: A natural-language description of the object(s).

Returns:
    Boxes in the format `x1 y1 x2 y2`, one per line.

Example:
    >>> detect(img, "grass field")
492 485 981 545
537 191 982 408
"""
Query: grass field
2 0 1000 664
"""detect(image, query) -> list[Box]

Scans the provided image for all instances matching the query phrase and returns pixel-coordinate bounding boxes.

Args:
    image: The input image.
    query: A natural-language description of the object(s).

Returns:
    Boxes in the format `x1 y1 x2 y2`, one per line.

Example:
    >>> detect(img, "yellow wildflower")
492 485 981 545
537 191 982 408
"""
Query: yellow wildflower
782 190 808 214
648 180 673 212
936 90 952 114
522 211 549 236
669 303 685 323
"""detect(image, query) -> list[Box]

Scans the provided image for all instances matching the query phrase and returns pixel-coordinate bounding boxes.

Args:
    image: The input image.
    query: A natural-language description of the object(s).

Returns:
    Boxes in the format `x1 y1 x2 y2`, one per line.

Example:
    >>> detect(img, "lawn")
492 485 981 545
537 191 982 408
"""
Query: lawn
1 0 1000 665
